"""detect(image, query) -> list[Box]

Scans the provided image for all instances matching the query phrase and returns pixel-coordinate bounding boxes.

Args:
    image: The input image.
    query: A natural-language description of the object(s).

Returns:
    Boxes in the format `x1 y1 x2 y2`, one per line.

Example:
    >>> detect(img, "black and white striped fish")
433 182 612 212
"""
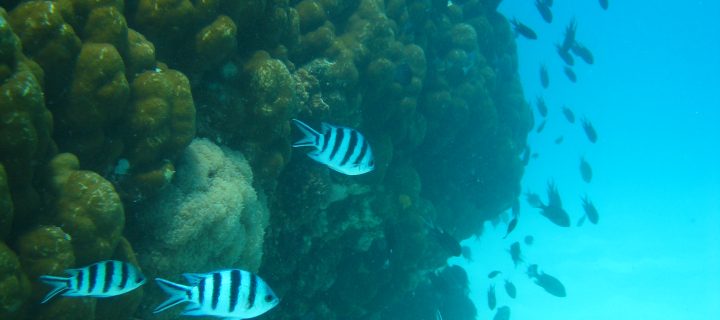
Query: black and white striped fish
291 119 375 175
154 269 279 319
39 260 146 303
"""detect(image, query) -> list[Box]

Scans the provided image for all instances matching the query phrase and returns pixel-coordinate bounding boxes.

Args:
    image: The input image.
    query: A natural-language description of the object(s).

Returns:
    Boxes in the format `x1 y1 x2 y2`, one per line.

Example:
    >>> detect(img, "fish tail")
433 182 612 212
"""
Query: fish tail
38 275 71 303
291 119 320 148
154 278 191 313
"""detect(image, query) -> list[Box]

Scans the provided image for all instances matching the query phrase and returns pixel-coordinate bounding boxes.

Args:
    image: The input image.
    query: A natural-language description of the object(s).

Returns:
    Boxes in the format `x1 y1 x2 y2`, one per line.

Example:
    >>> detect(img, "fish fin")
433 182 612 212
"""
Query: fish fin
291 119 320 148
181 273 207 286
321 122 333 134
38 275 71 303
180 304 206 316
154 278 191 313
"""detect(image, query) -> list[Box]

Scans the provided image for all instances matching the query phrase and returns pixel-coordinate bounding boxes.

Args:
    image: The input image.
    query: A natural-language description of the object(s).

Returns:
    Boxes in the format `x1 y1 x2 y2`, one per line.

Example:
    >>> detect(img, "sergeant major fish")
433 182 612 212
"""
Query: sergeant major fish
539 64 550 89
582 194 599 224
504 279 517 299
564 66 577 83
154 269 280 319
579 156 593 183
527 264 567 297
536 96 548 117
562 106 576 123
581 117 598 143
39 260 146 303
292 119 375 175
487 284 497 310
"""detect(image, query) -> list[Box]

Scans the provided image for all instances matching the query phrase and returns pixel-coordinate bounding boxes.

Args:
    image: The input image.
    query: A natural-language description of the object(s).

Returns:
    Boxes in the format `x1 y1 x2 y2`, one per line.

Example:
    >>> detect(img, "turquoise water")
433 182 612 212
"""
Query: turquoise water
456 1 720 319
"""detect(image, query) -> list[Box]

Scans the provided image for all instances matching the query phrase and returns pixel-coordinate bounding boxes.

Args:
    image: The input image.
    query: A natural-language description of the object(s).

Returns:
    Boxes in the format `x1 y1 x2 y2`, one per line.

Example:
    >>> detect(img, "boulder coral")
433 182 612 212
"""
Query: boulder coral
0 241 31 320
0 8 55 230
47 153 125 265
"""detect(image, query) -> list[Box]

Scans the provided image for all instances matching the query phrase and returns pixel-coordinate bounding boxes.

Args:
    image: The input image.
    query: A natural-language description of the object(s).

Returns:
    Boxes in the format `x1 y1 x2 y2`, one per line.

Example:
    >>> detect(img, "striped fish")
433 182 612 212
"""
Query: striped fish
39 260 146 303
154 269 279 319
291 119 375 175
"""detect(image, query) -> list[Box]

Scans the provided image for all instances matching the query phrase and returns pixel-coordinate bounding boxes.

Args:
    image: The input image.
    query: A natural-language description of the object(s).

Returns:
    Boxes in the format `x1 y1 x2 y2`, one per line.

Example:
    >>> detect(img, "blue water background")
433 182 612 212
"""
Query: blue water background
452 1 720 319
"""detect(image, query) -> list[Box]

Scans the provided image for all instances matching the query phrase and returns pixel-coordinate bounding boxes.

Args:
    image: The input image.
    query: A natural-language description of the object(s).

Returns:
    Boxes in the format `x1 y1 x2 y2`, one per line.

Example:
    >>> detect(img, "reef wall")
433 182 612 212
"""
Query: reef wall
0 0 531 319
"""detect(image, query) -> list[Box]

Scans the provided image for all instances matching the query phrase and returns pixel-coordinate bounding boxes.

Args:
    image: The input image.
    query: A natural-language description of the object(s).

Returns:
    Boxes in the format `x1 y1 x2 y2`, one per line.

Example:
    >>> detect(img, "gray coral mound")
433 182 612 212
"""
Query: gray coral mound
135 138 269 277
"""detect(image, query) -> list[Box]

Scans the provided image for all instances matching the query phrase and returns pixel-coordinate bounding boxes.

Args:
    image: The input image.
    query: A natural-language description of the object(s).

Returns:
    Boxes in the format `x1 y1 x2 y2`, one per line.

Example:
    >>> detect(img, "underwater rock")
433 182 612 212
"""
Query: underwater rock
16 225 75 303
48 153 125 265
194 15 237 72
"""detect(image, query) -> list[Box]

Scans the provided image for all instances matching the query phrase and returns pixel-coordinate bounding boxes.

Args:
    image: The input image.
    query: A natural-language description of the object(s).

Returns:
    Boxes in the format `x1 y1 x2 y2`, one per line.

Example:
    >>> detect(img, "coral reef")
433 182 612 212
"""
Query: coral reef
0 0 531 319
130 138 269 318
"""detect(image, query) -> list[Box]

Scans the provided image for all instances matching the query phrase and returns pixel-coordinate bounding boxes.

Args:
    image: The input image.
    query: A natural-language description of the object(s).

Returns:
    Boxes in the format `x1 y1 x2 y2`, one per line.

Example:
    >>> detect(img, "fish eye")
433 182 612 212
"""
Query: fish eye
264 295 275 302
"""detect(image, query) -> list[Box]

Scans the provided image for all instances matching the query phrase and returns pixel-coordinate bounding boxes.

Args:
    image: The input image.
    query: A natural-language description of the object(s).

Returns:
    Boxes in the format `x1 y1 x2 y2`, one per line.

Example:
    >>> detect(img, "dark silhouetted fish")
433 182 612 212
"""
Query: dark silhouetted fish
562 18 577 51
511 18 538 40
536 96 548 117
536 119 547 133
599 0 609 10
562 106 575 123
582 194 599 224
524 235 534 246
535 0 553 23
554 135 564 144
526 191 543 208
581 117 598 143
532 181 570 227
527 264 567 297
488 270 502 279
531 152 539 159
493 306 511 320
563 66 577 83
571 42 595 64
503 216 518 239
556 44 574 66
487 284 497 310
509 241 523 267
504 279 517 299
579 156 593 183
539 64 549 89
577 214 587 227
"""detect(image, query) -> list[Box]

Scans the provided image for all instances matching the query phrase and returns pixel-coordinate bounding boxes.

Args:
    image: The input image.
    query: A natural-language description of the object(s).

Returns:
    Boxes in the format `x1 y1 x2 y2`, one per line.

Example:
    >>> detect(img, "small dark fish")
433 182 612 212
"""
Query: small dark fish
541 181 570 227
554 135 564 144
581 117 598 143
487 284 497 310
504 280 517 299
556 44 574 66
531 152 539 159
539 64 549 88
509 241 523 267
571 42 595 64
563 66 577 83
536 119 547 133
526 191 544 208
488 270 503 279
429 225 462 257
394 62 413 86
511 18 538 40
582 194 599 224
599 0 609 10
562 18 577 51
524 235 534 245
561 106 576 123
527 264 567 297
536 96 548 117
493 306 511 320
461 245 474 261
579 156 593 183
535 0 553 23
503 217 518 239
